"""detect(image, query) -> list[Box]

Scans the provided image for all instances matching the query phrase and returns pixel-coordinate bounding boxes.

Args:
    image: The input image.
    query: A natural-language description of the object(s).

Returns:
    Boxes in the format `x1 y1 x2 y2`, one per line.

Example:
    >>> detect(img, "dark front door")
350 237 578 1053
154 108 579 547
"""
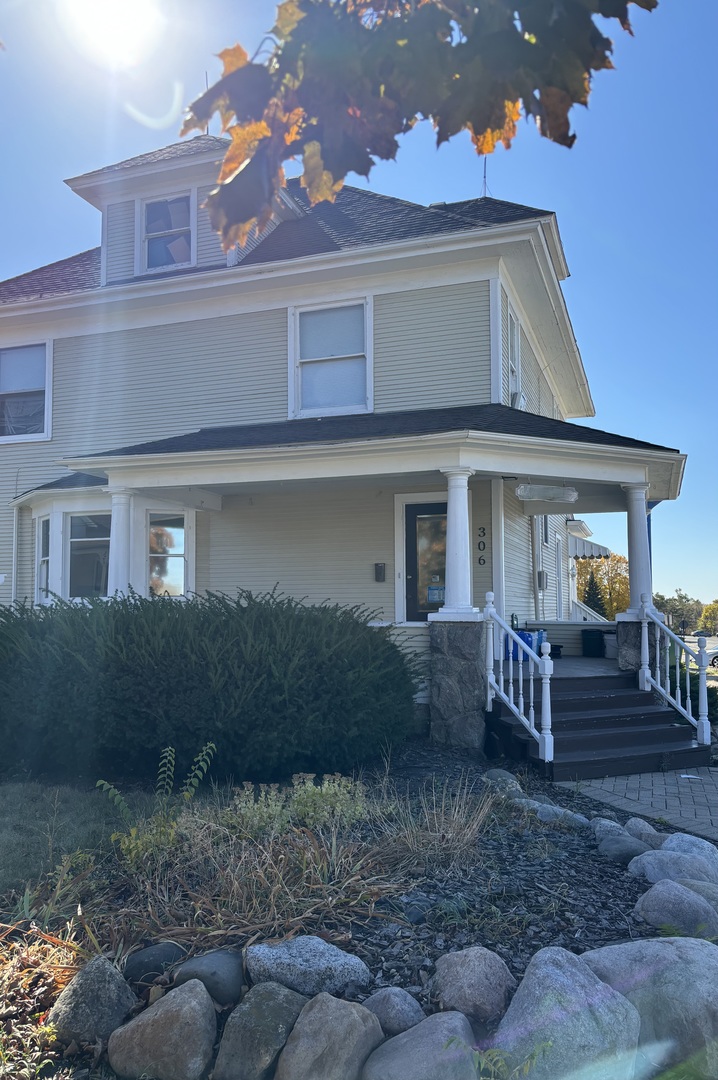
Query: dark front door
405 502 447 622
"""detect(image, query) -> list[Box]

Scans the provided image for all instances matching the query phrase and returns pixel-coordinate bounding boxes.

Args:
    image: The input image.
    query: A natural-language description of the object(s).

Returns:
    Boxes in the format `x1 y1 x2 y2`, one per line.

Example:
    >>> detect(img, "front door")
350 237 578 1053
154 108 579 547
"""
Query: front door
405 502 447 622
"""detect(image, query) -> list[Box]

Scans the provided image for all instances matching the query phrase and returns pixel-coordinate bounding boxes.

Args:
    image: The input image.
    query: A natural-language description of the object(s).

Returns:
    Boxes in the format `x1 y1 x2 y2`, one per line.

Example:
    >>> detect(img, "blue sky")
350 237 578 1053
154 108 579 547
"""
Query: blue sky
1 0 716 602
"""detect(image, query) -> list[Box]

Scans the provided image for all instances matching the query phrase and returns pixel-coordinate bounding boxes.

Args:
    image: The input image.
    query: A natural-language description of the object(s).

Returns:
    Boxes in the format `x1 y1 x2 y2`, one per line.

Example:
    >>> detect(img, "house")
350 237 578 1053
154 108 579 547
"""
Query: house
0 135 706 778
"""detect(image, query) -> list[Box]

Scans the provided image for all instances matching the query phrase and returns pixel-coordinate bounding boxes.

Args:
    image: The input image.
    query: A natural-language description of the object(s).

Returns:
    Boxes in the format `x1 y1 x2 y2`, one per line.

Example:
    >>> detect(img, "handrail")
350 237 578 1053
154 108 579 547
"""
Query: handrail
639 593 710 746
570 599 610 623
483 592 554 762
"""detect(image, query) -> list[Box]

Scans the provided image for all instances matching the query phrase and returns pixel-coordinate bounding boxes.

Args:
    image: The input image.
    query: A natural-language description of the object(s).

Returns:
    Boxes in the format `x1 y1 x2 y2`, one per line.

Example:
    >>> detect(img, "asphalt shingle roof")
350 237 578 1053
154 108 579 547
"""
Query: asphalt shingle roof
0 139 553 302
88 403 678 461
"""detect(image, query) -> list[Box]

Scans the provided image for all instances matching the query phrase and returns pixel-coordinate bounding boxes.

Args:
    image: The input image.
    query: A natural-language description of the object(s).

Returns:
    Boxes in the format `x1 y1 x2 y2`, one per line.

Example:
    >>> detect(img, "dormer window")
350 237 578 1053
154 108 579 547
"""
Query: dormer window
144 195 192 270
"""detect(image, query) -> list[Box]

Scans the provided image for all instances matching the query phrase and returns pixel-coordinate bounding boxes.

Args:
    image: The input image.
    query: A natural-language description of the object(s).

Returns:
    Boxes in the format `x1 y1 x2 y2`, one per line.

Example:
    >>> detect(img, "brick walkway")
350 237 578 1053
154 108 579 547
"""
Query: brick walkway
554 766 718 842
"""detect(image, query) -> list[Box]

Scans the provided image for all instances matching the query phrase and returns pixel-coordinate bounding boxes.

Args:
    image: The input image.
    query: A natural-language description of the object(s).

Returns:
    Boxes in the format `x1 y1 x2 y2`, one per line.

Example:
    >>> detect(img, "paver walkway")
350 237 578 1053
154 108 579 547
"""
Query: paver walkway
554 766 718 842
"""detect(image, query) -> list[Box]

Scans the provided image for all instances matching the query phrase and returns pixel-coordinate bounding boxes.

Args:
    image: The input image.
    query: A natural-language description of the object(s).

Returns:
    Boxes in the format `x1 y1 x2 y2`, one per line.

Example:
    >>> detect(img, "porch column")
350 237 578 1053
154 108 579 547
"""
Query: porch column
429 467 481 622
107 489 133 596
618 483 653 618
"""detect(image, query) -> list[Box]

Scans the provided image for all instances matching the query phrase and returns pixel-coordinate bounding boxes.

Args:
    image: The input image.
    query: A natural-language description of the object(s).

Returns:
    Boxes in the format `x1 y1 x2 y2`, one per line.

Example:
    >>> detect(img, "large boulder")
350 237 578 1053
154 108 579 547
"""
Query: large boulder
172 948 244 1005
492 946 640 1080
361 1011 477 1080
623 818 669 849
675 878 718 914
246 936 371 997
661 833 718 870
634 880 718 939
274 993 383 1080
582 937 718 1078
213 981 308 1080
431 946 516 1023
107 979 216 1080
598 833 651 866
47 955 137 1044
627 850 718 885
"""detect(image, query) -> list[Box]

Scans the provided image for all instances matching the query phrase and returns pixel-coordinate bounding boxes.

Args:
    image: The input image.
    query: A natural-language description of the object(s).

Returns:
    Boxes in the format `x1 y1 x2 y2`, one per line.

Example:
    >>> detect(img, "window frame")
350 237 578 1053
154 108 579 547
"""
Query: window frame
0 340 52 445
507 305 522 405
289 298 373 419
136 190 197 275
146 509 193 598
35 516 50 604
66 512 112 602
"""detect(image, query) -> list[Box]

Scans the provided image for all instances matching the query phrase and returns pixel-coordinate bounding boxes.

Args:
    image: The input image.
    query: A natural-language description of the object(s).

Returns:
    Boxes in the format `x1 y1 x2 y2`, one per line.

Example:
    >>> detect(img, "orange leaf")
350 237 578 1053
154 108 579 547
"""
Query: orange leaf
470 99 521 155
217 122 272 185
300 141 344 204
218 44 249 77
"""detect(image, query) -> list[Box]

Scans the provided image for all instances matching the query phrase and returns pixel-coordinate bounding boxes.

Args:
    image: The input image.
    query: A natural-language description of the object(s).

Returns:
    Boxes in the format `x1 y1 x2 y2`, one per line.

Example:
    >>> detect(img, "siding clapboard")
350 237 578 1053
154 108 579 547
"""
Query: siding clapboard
196 186 225 269
503 486 533 621
374 281 491 412
105 201 135 283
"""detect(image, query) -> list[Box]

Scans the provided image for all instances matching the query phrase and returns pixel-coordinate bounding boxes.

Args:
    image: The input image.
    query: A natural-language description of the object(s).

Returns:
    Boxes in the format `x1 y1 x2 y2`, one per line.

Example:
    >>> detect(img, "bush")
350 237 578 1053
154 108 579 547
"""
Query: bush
0 592 417 783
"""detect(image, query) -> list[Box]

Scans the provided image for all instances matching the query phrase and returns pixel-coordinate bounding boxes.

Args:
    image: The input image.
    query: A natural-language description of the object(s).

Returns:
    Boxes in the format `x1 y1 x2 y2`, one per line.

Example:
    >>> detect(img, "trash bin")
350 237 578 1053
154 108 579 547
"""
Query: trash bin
505 630 534 660
582 629 605 657
603 633 618 659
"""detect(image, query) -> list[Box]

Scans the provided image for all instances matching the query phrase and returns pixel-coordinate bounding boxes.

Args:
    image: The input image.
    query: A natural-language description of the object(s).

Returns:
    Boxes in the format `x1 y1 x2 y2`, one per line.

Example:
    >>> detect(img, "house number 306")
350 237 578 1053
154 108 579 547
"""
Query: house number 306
477 526 487 565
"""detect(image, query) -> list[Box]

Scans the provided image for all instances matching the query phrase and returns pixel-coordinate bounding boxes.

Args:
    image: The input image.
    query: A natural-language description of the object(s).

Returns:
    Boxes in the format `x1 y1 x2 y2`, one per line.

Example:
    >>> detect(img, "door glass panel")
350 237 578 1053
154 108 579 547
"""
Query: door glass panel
405 503 446 621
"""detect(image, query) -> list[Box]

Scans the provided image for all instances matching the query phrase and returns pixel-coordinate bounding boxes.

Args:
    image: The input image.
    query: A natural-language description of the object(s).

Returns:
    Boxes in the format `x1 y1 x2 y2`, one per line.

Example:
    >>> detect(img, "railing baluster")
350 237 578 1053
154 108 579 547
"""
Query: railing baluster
528 658 535 731
639 592 709 744
517 645 525 717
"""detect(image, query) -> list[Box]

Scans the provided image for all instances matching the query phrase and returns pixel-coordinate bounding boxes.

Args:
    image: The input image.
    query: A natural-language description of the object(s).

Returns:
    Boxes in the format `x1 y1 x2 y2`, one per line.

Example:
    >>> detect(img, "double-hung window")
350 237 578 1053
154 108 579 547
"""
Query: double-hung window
144 195 192 270
508 308 523 408
149 513 186 596
0 344 47 439
69 514 111 599
294 302 370 416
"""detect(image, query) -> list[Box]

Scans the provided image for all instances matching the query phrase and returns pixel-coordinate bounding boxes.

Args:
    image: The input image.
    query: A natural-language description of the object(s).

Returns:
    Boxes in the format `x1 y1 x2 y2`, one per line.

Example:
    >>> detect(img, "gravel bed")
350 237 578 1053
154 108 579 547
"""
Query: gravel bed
347 743 667 1004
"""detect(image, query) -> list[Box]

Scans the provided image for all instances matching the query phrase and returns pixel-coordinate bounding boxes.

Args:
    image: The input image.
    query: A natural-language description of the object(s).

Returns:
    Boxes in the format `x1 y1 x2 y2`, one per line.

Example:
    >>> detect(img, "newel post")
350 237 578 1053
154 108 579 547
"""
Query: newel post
484 591 496 710
638 592 651 691
696 636 711 745
538 641 554 762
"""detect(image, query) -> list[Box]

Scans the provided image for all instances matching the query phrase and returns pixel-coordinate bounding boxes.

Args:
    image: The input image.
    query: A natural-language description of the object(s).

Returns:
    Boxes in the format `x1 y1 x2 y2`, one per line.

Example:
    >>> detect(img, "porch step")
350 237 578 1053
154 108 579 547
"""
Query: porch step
486 672 711 781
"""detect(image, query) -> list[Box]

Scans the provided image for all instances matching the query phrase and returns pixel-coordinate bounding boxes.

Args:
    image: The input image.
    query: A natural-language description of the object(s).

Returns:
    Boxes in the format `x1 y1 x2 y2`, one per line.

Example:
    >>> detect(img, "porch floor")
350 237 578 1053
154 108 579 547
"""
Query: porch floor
495 656 620 679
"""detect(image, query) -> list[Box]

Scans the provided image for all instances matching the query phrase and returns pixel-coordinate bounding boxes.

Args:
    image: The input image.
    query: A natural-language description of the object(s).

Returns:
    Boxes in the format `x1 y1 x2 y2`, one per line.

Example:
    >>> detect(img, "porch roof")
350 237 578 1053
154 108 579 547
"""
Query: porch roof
82 404 678 460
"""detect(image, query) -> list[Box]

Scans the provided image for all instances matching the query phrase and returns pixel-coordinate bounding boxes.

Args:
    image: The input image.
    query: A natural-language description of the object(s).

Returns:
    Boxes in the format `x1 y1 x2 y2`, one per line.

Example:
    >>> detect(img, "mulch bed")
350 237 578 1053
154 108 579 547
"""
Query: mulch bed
348 743 664 1004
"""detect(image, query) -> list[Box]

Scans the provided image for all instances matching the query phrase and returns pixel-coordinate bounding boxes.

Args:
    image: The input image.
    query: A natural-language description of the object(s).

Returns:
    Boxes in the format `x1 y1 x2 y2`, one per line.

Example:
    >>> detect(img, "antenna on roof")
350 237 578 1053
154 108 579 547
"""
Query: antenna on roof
204 72 209 135
481 157 488 198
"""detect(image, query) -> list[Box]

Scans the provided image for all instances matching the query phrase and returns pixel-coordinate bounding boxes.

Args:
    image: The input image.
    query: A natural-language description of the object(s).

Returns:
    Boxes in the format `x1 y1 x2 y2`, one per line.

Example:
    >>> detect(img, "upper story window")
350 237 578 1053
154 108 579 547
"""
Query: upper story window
144 195 192 271
508 308 524 409
0 343 48 440
293 302 371 417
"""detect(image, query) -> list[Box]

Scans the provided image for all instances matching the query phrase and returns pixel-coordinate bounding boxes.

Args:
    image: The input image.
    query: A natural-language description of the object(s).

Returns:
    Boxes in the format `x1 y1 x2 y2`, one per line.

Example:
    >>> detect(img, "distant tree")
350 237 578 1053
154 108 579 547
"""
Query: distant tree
582 568 607 618
695 599 718 636
181 0 659 248
653 588 703 634
576 554 630 621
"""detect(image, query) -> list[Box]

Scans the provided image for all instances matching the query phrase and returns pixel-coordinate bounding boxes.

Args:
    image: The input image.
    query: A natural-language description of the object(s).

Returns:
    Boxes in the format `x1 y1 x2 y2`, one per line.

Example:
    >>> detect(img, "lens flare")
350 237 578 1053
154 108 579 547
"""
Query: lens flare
56 0 166 71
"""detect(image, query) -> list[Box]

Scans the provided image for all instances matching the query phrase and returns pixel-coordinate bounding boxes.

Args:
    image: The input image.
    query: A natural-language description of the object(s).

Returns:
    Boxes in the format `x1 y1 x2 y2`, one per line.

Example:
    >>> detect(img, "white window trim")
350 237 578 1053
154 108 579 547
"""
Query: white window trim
35 516 50 605
507 303 522 406
0 339 53 445
64 510 112 602
288 297 373 419
393 491 473 626
142 507 196 598
135 189 197 276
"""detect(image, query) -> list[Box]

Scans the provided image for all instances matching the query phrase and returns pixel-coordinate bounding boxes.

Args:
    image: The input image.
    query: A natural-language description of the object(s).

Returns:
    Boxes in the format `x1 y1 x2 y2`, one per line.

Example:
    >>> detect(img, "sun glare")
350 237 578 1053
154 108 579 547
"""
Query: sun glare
56 0 166 72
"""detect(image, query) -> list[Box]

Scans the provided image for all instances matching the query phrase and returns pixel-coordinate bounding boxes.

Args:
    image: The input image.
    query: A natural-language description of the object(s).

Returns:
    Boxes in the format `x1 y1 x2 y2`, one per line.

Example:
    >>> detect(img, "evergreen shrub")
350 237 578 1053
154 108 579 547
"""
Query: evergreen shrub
0 592 417 783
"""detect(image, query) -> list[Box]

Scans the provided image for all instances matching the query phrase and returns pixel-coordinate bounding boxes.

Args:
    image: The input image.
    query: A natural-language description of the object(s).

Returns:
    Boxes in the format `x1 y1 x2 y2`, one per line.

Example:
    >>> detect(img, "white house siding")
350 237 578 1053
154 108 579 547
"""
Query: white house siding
105 201 135 283
14 506 33 602
196 187 225 269
374 281 491 412
503 486 534 621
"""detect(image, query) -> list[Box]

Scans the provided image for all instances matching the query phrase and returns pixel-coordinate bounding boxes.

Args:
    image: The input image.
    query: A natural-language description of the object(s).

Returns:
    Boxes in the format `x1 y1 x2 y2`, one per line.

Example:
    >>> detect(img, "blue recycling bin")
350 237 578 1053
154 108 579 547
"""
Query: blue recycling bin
505 630 534 661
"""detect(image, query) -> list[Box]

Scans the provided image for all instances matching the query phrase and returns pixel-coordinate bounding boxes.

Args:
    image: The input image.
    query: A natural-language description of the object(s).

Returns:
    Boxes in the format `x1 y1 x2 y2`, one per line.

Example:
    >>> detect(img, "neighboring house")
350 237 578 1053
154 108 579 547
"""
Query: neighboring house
0 136 685 708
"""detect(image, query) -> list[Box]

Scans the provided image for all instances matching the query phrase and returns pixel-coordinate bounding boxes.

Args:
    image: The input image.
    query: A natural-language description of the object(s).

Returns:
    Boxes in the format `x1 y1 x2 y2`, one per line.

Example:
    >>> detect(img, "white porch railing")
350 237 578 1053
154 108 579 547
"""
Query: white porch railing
639 593 711 746
483 592 554 762
570 599 609 623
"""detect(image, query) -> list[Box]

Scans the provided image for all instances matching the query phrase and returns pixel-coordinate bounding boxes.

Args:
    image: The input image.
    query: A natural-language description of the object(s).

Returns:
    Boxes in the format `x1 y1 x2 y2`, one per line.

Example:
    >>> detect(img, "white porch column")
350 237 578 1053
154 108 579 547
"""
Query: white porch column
429 467 482 622
617 483 653 619
107 489 133 596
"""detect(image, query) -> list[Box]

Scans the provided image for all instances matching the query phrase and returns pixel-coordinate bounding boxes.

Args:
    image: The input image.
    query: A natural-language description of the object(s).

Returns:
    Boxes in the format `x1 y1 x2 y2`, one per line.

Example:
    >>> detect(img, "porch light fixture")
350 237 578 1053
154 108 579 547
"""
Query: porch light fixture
515 484 579 503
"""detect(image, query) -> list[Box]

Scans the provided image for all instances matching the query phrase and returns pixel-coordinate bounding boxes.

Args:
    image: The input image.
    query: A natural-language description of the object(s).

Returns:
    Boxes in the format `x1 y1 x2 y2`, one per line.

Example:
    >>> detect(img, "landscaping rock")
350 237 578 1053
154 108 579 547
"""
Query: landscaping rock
431 946 516 1023
623 817 669 849
274 992 383 1080
582 937 718 1079
661 832 718 869
535 805 590 829
633 879 718 939
213 981 307 1080
172 948 244 1005
597 833 651 866
627 850 718 885
492 946 640 1080
107 979 216 1080
123 942 187 987
675 878 718 914
362 987 425 1036
361 1011 477 1080
590 817 626 842
47 955 137 1045
246 936 371 996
